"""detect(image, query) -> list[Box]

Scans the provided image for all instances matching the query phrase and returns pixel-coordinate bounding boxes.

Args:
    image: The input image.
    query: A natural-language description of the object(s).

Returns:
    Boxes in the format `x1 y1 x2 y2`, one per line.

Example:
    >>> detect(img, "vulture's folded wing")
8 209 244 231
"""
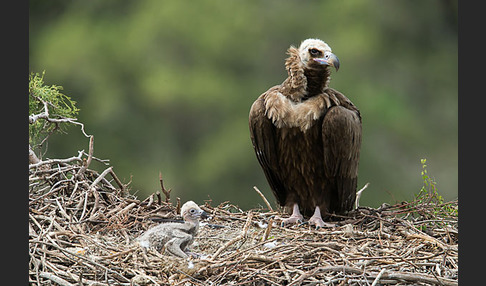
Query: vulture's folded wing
322 94 362 212
249 93 287 205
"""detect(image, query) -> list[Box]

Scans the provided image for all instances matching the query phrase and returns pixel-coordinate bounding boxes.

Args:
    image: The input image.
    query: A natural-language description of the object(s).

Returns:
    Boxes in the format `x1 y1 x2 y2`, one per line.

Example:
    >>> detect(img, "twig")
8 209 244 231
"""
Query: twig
29 152 83 169
155 191 162 205
279 261 291 283
210 231 243 261
118 202 137 216
80 151 110 165
355 182 370 209
39 272 74 286
242 211 253 235
371 268 386 286
39 238 131 283
253 186 273 211
159 171 171 203
146 192 154 208
109 168 126 196
76 135 94 179
79 188 90 221
262 216 274 241
98 247 137 260
290 265 457 286
210 212 254 261
380 270 457 286
176 197 181 215
89 166 113 190
88 189 100 220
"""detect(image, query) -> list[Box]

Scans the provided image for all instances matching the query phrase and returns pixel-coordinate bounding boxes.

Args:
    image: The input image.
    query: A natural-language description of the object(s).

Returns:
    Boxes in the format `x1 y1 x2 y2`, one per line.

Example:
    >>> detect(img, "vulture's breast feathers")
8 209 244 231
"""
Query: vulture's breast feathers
264 90 341 132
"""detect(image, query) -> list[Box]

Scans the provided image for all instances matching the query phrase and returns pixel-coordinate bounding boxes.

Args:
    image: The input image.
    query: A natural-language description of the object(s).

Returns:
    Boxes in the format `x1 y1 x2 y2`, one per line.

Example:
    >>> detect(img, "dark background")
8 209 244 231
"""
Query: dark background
29 0 458 209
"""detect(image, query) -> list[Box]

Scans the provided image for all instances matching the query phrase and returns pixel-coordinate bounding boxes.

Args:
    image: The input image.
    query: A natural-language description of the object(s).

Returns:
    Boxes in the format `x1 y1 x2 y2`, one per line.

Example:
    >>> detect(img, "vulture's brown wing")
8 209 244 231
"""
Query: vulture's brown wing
249 93 287 205
322 93 362 212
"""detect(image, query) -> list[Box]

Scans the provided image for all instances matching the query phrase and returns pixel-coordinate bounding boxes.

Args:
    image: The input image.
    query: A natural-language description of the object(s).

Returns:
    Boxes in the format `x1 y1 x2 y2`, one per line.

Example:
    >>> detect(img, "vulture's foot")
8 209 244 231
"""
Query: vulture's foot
308 215 335 229
281 214 304 226
281 203 304 226
308 206 335 229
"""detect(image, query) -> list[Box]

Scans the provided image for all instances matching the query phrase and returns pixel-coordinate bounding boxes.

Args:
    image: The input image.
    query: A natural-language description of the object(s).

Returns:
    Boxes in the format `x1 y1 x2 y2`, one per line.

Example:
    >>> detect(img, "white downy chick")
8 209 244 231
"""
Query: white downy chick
136 201 208 258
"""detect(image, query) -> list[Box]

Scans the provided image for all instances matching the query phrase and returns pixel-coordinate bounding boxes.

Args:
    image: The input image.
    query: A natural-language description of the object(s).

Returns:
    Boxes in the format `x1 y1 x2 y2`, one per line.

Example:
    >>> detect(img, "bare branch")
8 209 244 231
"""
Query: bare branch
29 151 84 169
29 95 90 138
39 272 74 286
76 135 94 178
253 186 273 211
355 182 370 209
29 144 41 164
89 167 113 190
110 168 127 196
159 171 171 203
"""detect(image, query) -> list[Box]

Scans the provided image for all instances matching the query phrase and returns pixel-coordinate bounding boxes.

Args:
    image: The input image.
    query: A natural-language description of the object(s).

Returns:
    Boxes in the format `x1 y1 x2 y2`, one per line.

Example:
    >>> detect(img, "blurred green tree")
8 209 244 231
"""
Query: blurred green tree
29 0 457 209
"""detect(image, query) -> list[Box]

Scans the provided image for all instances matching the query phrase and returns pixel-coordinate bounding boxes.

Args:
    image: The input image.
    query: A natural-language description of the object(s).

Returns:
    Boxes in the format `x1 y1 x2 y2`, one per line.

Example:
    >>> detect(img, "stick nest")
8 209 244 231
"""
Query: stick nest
29 156 457 286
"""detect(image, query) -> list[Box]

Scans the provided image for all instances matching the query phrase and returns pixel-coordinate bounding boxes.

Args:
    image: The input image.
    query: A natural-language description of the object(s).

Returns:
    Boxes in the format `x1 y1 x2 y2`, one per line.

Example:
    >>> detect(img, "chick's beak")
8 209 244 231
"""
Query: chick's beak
313 52 340 71
199 210 209 219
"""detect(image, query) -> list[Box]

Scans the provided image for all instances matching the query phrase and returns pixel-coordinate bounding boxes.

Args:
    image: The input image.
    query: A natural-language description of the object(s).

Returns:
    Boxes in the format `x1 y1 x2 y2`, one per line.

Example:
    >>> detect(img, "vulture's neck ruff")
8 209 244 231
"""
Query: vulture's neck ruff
264 43 338 132
285 45 332 101
302 64 332 100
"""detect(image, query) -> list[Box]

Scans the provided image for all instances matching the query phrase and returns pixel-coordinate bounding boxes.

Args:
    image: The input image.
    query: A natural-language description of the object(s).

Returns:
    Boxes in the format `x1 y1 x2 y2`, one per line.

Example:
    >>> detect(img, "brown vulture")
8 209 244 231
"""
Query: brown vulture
249 38 361 227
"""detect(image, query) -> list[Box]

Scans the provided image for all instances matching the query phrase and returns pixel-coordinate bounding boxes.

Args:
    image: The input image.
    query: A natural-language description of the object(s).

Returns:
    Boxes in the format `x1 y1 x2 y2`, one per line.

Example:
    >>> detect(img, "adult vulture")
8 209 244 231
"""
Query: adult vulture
249 38 362 227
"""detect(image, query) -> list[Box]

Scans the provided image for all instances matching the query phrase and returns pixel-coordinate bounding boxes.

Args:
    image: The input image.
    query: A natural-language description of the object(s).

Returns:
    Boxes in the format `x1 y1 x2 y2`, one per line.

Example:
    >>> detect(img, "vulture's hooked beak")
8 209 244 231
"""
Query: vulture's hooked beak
313 52 340 71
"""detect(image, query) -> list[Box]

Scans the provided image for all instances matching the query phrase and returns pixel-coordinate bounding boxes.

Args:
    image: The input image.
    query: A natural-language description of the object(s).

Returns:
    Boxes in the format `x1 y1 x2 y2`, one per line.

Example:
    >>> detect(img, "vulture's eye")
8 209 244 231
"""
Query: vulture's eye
309 48 321 56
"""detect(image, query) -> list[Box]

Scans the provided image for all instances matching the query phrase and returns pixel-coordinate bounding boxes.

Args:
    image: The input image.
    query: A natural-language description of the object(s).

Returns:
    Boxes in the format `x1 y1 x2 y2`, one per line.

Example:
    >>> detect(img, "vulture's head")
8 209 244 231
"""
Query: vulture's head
298 38 340 71
180 201 208 222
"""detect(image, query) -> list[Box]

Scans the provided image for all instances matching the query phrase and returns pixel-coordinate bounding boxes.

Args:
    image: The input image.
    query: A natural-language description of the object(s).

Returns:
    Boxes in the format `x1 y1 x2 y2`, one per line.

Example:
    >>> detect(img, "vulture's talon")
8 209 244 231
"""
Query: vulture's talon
298 221 309 227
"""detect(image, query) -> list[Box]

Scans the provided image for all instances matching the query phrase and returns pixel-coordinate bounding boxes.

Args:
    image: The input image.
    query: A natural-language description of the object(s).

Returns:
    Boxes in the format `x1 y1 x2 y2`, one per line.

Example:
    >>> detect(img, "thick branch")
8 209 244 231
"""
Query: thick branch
29 151 84 169
29 145 41 165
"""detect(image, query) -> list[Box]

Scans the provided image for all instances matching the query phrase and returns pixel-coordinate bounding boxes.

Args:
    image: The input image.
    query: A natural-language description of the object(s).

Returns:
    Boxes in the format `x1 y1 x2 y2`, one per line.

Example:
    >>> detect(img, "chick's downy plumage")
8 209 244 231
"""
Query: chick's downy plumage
136 201 208 258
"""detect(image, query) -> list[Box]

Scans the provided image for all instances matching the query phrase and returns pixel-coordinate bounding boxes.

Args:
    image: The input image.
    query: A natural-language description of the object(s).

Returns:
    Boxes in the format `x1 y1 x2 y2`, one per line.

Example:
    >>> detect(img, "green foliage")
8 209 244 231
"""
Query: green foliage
417 158 442 205
406 159 457 232
29 71 79 147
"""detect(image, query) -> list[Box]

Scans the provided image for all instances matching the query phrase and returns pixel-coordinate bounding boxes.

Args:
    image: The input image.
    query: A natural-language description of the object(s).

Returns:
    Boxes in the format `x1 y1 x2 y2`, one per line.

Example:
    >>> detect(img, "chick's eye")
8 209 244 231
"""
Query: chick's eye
309 48 320 56
190 209 196 213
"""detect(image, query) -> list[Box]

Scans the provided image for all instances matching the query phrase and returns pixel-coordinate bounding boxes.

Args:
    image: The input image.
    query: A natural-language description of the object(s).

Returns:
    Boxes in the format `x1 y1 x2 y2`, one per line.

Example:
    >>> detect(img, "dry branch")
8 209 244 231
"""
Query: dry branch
253 186 273 211
29 144 41 164
39 272 74 286
210 212 254 261
355 182 370 209
159 171 171 203
76 135 94 179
